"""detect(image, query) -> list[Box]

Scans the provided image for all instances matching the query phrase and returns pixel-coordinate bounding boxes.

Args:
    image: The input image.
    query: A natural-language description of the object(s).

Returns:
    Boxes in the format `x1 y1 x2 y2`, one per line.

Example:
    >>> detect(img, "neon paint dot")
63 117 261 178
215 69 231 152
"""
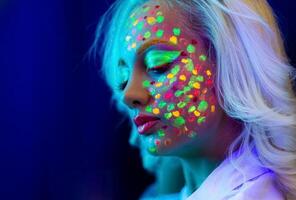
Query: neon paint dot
137 21 145 30
158 101 167 108
194 111 201 117
193 82 200 89
156 15 164 23
206 70 212 76
199 54 207 61
171 65 180 75
144 31 151 39
172 111 180 117
186 61 194 71
147 17 156 25
150 88 156 96
175 90 183 97
177 102 186 108
155 139 161 146
183 59 190 65
187 44 196 53
130 12 136 18
156 11 162 16
164 112 172 119
146 105 153 113
188 94 194 99
211 105 215 112
148 146 157 153
155 29 164 38
197 116 206 124
155 94 161 99
169 36 178 44
188 116 195 122
174 117 185 127
202 88 208 94
192 69 198 75
183 86 191 93
196 75 204 82
169 77 177 84
188 106 196 113
173 28 181 36
164 91 173 99
206 79 213 86
158 129 165 137
133 19 139 26
125 35 131 42
152 26 158 32
158 75 166 82
167 73 174 79
167 104 175 111
142 80 150 88
155 82 163 87
131 43 136 48
198 100 208 112
143 6 150 12
179 75 186 81
153 108 160 115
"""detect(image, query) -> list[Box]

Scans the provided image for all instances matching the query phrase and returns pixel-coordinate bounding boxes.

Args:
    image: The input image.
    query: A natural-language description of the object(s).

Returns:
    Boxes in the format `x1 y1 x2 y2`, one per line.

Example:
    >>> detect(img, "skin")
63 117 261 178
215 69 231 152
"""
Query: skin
118 0 243 194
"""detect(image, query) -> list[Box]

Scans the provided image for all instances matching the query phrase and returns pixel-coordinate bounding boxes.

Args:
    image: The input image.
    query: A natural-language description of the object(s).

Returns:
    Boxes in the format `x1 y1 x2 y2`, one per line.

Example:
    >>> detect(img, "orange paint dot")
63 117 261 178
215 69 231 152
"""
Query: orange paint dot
179 75 186 81
193 82 200 89
155 94 161 99
211 105 215 112
188 94 194 98
202 88 208 94
192 69 198 75
194 111 201 117
147 17 156 25
167 73 174 79
155 82 163 87
172 111 180 117
169 36 178 44
206 70 212 76
153 108 160 114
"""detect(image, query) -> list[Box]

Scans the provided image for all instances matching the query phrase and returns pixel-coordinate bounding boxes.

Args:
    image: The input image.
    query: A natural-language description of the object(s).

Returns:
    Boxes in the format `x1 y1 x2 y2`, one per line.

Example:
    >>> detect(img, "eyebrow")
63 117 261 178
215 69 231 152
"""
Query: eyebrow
136 39 177 55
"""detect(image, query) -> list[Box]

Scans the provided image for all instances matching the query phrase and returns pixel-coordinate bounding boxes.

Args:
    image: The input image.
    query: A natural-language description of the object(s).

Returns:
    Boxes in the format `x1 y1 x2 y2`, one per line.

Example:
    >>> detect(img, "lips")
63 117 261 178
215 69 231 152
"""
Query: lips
133 114 160 135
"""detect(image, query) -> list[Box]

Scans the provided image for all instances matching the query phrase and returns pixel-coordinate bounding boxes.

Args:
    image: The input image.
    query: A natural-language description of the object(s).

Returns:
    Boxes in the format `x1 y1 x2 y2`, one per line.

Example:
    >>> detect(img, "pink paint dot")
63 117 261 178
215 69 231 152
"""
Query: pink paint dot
206 79 213 86
152 26 158 32
137 35 142 41
149 10 155 15
189 116 195 122
164 91 173 99
155 139 161 146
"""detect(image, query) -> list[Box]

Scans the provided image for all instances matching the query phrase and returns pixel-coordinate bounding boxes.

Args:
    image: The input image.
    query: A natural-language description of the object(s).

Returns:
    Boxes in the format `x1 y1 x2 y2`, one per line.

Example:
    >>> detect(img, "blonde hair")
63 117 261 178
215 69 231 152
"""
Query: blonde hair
91 0 296 198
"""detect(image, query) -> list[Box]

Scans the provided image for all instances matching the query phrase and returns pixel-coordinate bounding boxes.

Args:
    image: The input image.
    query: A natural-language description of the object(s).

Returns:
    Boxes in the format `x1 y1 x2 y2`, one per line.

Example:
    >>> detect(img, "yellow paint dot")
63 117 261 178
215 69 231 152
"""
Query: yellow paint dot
211 105 215 112
172 111 180 117
155 82 163 87
131 43 136 48
194 111 201 117
169 36 178 44
167 73 174 79
192 69 198 75
206 70 212 76
179 75 186 81
153 108 160 115
193 82 200 89
181 58 189 64
202 88 208 94
155 94 161 99
188 94 194 99
147 17 156 25
133 19 139 26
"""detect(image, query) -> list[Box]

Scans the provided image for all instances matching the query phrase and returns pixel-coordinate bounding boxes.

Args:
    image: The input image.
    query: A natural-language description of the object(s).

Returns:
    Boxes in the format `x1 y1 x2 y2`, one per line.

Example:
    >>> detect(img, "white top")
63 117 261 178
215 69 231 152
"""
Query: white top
186 149 285 200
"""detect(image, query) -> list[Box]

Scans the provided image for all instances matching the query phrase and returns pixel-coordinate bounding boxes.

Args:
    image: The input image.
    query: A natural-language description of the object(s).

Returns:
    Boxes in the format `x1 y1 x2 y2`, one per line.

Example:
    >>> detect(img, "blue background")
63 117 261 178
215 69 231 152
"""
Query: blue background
0 0 295 200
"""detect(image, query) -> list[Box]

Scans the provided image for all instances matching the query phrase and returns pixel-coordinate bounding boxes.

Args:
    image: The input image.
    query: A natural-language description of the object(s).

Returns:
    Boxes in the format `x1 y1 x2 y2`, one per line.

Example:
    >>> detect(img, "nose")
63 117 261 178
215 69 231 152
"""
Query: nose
123 69 151 109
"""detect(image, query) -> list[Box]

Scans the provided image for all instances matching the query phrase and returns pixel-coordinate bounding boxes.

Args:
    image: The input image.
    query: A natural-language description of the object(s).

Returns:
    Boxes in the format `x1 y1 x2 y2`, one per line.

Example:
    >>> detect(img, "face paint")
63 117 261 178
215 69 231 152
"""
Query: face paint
122 2 219 155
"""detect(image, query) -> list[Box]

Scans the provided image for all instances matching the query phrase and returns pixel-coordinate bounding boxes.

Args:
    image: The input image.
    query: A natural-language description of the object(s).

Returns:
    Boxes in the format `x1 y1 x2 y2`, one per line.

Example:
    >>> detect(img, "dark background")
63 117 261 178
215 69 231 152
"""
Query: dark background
0 0 295 200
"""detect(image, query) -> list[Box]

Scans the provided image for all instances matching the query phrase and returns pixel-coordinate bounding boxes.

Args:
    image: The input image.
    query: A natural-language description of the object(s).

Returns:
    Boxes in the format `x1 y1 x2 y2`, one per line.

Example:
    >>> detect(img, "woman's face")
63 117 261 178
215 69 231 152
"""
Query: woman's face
119 1 228 156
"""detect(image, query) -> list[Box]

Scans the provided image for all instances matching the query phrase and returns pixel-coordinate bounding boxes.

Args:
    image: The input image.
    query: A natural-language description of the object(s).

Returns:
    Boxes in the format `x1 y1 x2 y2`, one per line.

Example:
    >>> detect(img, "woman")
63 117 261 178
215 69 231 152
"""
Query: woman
91 0 296 199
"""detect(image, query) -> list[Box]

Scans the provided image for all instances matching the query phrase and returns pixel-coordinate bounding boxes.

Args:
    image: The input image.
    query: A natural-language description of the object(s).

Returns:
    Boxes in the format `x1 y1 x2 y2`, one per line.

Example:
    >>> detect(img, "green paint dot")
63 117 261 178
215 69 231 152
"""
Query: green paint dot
175 90 183 97
173 27 181 36
197 116 206 124
169 77 177 84
187 44 195 54
198 100 208 112
164 112 172 119
156 15 165 23
199 54 207 61
156 29 164 38
158 101 167 109
144 31 151 39
174 117 185 127
143 6 150 12
188 106 196 113
171 65 180 75
196 75 204 82
177 102 186 108
167 104 175 111
183 86 191 93
158 75 166 82
142 80 150 88
145 105 153 113
186 61 194 71
158 129 165 137
150 88 156 96
148 146 157 153
137 21 144 31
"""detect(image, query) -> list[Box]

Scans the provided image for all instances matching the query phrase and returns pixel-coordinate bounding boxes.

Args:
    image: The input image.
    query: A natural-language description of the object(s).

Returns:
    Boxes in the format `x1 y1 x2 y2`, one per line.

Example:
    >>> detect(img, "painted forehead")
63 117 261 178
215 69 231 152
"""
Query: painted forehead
125 3 184 52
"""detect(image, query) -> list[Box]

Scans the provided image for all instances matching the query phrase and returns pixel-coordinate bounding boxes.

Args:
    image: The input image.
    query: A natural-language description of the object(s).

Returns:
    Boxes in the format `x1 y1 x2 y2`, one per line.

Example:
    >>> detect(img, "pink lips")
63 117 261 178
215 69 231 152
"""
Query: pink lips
133 114 160 135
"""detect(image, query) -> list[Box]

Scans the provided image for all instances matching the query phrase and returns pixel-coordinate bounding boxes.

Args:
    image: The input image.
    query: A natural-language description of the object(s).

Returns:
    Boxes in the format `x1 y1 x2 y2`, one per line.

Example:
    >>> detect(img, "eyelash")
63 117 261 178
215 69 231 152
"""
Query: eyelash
117 63 172 91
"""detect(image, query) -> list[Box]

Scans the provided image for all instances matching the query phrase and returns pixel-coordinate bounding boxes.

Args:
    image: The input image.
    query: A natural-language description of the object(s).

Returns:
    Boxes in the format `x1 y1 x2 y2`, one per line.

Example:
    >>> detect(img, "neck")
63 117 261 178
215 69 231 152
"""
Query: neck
180 156 220 194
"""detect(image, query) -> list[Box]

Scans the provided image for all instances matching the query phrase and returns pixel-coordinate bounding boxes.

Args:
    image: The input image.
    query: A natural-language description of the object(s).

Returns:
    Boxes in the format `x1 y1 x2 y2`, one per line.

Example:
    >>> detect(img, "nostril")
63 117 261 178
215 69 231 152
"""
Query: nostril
132 100 141 106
